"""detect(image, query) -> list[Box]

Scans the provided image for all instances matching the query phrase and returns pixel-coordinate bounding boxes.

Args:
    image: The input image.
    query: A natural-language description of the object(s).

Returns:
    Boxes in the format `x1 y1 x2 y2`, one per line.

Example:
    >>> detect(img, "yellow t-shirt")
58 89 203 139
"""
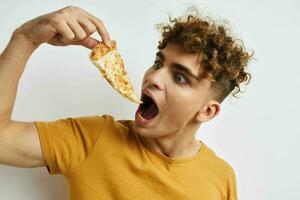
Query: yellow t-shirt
34 115 237 200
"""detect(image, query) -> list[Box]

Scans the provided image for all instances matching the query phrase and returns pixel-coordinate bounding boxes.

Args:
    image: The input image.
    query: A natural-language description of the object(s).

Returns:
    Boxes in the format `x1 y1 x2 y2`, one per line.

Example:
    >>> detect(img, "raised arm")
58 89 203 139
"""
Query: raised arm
0 6 110 167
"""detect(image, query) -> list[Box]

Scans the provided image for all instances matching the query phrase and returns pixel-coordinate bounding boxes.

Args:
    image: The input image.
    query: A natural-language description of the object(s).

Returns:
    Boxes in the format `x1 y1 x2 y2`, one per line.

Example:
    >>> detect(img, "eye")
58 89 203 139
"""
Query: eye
174 73 188 84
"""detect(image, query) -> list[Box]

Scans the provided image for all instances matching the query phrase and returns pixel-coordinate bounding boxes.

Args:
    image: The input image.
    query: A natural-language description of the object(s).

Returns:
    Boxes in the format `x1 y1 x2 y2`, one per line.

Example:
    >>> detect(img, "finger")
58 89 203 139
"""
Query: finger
88 16 111 47
67 19 87 41
77 18 97 36
78 9 111 46
57 21 75 42
73 37 100 49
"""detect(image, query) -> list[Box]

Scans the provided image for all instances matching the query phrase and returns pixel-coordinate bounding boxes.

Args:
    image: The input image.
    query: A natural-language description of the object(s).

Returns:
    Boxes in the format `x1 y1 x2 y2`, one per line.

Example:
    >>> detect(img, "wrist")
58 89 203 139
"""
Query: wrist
11 29 40 51
0 30 40 65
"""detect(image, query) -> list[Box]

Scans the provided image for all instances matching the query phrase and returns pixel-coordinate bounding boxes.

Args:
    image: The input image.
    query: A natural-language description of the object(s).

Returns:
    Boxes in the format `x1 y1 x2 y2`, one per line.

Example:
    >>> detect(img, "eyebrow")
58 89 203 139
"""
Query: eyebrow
155 51 200 81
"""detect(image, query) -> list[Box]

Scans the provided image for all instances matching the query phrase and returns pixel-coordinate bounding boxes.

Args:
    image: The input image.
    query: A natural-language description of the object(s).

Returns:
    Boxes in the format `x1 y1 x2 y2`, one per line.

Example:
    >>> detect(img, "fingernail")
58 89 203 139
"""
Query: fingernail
106 40 112 47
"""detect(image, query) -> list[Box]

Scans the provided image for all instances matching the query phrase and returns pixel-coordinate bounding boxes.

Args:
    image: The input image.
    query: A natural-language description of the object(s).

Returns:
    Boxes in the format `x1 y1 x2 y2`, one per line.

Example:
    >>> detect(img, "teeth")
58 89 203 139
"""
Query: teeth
141 92 150 102
144 92 150 97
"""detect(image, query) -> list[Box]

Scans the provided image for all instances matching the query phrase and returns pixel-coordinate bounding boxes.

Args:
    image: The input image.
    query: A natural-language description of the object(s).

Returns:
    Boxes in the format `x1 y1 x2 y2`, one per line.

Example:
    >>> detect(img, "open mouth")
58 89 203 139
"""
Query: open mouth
136 93 159 121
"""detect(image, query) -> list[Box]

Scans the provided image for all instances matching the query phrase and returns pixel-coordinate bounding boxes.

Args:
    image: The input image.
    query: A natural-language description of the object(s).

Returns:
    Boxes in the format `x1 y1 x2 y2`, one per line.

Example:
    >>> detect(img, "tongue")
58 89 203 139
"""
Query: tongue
141 102 158 120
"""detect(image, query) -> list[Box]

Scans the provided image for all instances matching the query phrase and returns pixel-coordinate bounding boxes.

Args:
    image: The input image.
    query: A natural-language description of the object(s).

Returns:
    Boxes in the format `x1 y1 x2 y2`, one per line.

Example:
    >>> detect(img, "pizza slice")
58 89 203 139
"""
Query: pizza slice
90 41 142 104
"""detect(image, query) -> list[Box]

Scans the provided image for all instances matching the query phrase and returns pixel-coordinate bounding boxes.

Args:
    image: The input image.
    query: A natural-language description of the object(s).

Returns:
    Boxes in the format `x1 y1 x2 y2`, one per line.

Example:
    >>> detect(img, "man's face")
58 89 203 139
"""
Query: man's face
135 43 214 138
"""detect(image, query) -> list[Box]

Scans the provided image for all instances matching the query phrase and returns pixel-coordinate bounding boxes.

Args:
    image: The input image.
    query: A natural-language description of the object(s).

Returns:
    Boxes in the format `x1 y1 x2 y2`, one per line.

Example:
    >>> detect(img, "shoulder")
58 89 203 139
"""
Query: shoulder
45 114 108 128
96 115 134 139
202 143 236 178
70 114 123 130
101 115 131 131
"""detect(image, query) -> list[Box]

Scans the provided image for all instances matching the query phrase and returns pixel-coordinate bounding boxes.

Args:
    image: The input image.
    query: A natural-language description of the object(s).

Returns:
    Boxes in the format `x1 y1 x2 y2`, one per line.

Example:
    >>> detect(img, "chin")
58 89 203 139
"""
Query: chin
133 121 158 138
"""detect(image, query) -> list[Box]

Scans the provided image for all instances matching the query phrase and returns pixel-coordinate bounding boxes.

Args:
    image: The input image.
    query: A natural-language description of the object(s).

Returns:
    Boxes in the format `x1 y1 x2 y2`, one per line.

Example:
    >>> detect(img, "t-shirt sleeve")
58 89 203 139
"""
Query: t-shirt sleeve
34 115 107 177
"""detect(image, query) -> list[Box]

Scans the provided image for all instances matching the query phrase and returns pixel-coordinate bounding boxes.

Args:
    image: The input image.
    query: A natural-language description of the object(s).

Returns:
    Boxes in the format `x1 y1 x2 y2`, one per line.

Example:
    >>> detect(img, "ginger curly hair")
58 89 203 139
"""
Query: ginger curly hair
156 8 253 102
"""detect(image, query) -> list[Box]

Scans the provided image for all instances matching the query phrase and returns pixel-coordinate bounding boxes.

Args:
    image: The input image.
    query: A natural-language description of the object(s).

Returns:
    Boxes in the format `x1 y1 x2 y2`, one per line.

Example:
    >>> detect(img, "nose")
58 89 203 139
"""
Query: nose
143 68 165 91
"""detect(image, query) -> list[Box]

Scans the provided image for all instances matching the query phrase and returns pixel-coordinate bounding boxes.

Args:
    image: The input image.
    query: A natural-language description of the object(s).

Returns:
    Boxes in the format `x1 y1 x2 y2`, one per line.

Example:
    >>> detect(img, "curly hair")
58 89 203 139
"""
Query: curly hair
156 7 253 102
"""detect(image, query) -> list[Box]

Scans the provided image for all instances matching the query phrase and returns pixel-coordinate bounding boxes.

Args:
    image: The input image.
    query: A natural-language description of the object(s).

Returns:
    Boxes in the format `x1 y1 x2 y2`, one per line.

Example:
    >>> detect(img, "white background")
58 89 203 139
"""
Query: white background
0 0 299 199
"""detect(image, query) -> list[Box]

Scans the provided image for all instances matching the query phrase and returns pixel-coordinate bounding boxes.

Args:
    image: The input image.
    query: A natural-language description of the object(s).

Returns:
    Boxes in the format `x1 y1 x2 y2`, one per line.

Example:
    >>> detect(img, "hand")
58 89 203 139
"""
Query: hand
13 6 111 49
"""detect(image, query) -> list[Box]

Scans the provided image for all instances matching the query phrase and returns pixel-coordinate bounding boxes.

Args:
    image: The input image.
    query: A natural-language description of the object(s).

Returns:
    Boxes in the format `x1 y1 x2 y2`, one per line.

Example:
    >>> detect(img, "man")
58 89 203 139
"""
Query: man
0 6 252 200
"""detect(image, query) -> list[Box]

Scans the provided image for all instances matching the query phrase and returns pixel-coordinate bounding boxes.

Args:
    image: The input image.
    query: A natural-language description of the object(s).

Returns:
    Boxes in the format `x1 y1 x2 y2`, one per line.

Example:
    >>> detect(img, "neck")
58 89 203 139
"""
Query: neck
139 125 202 160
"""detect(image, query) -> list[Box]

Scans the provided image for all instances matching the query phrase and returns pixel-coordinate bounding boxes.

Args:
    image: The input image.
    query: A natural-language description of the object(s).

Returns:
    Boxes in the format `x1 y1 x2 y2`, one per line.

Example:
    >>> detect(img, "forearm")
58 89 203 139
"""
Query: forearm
0 6 110 123
0 32 39 122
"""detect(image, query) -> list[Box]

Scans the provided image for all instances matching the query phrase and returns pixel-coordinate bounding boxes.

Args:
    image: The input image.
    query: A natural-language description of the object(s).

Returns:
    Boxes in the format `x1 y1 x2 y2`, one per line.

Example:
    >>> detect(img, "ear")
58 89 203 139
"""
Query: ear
195 100 221 123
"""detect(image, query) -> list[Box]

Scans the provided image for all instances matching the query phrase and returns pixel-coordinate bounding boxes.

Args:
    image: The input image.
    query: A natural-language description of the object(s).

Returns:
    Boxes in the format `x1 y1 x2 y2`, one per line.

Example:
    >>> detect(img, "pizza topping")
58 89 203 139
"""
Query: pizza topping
90 40 142 104
90 41 116 60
